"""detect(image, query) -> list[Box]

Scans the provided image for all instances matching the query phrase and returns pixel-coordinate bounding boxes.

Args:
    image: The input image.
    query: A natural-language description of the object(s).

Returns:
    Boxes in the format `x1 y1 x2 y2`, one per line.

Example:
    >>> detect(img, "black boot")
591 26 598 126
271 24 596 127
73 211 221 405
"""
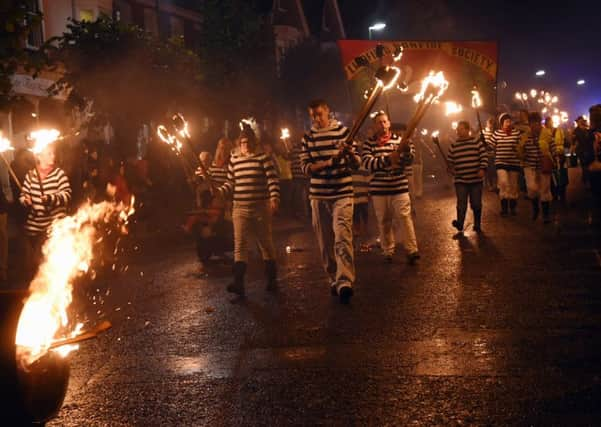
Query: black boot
542 202 551 224
509 199 517 216
265 259 277 291
500 199 509 216
473 209 482 232
227 261 246 296
531 198 540 221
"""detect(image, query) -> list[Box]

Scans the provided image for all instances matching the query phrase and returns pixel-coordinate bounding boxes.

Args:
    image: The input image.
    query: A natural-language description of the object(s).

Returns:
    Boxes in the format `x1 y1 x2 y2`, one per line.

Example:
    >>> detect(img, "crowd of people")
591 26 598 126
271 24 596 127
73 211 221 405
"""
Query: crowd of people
1 102 600 306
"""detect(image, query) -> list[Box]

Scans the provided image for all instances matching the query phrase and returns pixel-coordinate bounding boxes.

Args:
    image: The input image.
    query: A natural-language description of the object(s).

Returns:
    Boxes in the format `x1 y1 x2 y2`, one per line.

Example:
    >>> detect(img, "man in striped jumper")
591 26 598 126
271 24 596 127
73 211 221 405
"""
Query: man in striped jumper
447 121 488 233
522 112 557 223
300 99 358 303
361 111 420 264
216 127 280 297
489 113 522 216
19 142 71 278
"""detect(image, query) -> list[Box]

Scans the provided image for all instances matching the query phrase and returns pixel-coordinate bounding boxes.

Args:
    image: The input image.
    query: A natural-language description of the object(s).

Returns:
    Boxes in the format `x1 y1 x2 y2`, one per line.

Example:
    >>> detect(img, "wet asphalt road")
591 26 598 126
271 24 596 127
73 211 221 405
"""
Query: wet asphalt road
47 179 601 426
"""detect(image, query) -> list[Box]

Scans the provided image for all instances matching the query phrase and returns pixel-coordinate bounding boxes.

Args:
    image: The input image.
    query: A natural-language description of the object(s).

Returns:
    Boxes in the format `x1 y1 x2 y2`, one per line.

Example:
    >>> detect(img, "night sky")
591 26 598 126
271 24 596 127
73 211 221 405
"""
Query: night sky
335 0 601 118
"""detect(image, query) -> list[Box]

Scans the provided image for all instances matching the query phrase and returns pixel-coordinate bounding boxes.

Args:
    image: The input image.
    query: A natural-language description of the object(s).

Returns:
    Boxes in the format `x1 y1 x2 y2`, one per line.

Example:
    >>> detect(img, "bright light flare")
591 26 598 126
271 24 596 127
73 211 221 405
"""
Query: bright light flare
421 129 429 136
280 128 290 140
535 70 546 76
551 96 558 104
551 115 560 128
378 66 401 91
413 71 449 104
577 79 586 86
0 132 14 153
16 199 135 366
172 113 190 139
530 89 538 98
451 121 458 130
29 129 61 155
444 101 463 116
515 92 522 101
432 130 440 138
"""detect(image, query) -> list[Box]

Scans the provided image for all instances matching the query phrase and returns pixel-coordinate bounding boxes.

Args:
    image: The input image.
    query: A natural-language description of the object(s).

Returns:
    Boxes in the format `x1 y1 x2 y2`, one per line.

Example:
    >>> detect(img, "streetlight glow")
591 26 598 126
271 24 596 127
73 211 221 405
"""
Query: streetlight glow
577 79 586 86
535 70 546 76
368 22 386 40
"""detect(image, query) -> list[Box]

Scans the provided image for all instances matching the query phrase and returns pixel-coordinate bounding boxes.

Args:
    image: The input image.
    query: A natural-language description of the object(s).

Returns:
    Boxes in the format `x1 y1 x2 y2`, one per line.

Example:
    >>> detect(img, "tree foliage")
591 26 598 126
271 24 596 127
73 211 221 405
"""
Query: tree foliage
0 0 49 110
52 16 204 155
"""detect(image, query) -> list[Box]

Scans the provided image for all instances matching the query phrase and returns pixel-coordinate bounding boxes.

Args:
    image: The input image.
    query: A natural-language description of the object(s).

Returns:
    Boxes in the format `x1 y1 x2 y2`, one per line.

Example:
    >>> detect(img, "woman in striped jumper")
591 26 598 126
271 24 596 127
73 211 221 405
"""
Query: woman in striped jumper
216 127 279 297
361 111 420 264
19 142 71 277
489 113 522 216
521 112 557 223
447 121 488 233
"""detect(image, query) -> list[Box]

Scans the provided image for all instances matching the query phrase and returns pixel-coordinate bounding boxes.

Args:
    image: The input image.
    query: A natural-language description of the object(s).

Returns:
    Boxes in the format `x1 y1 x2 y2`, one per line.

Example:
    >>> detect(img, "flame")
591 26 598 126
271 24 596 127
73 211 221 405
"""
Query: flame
530 89 538 98
0 132 14 153
157 125 183 153
432 130 440 138
15 199 135 366
444 101 463 116
173 113 190 139
451 121 458 130
551 96 558 104
413 71 449 104
551 115 560 128
379 66 401 91
280 128 290 140
471 89 482 108
515 92 522 100
421 129 429 136
29 129 61 154
392 46 403 62
521 92 528 100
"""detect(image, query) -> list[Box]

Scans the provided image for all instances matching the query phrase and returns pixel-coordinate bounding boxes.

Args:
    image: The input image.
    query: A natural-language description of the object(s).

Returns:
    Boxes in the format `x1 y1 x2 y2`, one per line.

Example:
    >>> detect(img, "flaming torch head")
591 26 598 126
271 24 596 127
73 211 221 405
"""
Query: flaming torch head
157 125 183 153
375 65 402 91
0 131 14 153
414 71 449 104
471 89 482 109
29 129 61 155
172 113 190 139
280 128 290 140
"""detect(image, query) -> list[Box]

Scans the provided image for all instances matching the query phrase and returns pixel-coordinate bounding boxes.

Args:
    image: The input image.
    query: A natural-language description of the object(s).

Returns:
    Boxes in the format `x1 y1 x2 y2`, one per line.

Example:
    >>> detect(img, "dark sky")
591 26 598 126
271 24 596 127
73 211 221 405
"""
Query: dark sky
335 0 601 117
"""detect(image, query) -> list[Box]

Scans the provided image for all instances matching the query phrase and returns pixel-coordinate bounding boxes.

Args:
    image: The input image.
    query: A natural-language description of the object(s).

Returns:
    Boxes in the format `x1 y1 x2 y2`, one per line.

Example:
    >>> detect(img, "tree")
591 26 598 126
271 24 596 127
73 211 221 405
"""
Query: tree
0 0 49 110
51 16 204 157
197 0 276 119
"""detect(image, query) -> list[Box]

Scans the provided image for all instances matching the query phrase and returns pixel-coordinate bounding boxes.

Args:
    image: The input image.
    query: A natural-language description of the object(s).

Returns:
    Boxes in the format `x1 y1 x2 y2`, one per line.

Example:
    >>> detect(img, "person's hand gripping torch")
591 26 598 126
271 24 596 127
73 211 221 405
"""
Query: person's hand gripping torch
336 64 402 169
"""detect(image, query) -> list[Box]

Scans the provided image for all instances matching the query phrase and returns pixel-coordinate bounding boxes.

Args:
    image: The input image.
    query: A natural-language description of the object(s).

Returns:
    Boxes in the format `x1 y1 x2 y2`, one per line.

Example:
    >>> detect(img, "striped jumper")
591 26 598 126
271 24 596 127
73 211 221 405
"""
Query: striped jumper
20 167 72 236
218 150 279 203
299 121 354 200
489 129 522 171
290 145 306 180
208 162 228 187
447 137 488 184
352 168 371 204
523 134 557 171
361 133 414 196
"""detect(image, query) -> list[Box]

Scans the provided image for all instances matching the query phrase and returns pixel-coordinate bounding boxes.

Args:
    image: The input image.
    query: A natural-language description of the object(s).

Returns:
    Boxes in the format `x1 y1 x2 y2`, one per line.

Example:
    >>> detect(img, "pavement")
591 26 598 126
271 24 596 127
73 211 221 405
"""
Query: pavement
28 175 601 426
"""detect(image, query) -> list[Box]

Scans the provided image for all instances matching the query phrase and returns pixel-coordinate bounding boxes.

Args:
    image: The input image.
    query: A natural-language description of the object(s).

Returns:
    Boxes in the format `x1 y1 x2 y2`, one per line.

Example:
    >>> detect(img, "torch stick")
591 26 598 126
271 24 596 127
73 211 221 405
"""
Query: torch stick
471 87 485 144
0 152 22 191
48 320 112 350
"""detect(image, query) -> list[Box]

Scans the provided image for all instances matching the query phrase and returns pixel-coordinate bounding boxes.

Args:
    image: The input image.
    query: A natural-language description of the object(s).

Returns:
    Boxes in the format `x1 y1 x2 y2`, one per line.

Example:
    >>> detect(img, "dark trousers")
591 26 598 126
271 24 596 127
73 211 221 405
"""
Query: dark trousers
291 179 310 218
455 182 483 227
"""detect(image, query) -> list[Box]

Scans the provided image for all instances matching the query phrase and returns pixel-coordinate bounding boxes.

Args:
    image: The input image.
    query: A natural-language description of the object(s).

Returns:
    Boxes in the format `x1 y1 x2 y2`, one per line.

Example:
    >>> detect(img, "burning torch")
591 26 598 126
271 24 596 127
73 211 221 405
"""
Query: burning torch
471 86 485 144
280 128 291 153
0 132 22 191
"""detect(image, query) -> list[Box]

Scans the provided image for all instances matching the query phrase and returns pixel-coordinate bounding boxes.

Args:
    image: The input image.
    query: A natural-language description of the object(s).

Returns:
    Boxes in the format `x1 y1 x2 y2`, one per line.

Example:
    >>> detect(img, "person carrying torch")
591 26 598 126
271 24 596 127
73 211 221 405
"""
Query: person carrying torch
214 125 279 297
489 113 522 216
361 111 420 264
19 130 72 279
447 121 488 233
299 99 359 304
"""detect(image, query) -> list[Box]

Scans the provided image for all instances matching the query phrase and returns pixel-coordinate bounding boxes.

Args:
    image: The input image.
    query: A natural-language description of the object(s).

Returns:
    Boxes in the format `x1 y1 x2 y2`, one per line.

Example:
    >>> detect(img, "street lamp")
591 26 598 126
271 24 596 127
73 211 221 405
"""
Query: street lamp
535 70 546 77
577 79 586 86
368 22 386 40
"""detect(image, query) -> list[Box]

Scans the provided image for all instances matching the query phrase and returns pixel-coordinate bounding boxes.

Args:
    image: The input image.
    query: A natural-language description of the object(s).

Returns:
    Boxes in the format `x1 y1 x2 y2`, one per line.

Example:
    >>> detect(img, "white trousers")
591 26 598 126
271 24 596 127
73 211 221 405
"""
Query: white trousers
372 193 418 256
524 167 552 202
496 169 520 200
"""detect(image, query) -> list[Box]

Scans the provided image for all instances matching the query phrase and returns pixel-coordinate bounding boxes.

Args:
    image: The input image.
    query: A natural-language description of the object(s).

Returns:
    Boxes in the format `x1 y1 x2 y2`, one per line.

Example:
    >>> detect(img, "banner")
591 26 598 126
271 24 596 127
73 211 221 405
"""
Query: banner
337 40 498 117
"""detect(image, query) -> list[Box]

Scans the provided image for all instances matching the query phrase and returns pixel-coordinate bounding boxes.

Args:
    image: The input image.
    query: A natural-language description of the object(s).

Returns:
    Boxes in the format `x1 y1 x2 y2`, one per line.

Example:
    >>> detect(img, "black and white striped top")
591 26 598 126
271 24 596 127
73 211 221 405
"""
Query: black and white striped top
489 129 522 170
299 121 354 200
361 133 414 196
290 145 305 180
352 168 371 204
482 128 495 157
208 163 228 186
20 167 71 236
218 150 279 203
523 135 557 170
447 137 488 184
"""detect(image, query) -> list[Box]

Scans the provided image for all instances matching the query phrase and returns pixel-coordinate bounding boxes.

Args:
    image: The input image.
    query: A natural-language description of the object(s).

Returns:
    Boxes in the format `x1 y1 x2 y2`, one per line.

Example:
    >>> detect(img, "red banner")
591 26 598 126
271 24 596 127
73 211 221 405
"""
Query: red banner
337 40 498 115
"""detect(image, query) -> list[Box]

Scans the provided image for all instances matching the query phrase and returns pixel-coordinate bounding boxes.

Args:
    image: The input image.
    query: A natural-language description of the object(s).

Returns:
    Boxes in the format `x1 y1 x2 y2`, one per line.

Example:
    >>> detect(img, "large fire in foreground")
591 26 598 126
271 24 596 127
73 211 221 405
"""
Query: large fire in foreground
15 199 135 366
